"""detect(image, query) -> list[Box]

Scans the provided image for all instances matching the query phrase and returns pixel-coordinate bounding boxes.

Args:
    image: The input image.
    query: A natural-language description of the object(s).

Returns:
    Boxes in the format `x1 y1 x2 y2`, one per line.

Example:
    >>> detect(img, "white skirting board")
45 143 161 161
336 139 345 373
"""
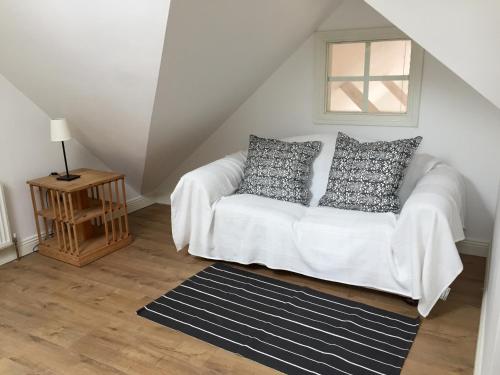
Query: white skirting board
0 233 39 266
127 195 155 214
456 239 490 258
0 195 155 266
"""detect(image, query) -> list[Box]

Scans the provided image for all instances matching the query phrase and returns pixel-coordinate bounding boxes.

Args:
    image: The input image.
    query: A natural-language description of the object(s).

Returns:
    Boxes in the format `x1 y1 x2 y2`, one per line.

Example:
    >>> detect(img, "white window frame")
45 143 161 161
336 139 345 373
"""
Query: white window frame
314 27 424 127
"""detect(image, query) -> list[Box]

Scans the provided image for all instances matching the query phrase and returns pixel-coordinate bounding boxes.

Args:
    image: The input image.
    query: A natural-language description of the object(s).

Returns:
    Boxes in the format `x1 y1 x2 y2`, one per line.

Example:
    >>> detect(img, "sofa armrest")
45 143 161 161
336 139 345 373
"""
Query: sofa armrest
170 152 246 250
400 164 465 231
393 165 465 316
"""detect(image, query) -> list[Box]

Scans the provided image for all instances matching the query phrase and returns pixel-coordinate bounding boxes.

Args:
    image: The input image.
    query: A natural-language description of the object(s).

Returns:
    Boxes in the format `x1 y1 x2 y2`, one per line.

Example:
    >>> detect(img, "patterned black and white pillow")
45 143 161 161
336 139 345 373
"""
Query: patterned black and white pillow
319 132 422 213
236 135 322 205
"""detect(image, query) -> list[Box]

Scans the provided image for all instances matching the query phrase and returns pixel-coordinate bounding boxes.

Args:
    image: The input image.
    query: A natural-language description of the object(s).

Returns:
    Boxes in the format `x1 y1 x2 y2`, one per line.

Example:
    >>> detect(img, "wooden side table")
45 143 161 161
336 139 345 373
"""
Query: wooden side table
27 169 133 266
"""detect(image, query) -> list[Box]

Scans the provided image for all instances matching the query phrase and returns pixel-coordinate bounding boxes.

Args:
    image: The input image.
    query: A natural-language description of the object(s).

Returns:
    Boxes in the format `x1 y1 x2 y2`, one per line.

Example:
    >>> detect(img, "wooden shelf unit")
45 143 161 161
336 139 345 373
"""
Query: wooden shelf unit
27 169 132 266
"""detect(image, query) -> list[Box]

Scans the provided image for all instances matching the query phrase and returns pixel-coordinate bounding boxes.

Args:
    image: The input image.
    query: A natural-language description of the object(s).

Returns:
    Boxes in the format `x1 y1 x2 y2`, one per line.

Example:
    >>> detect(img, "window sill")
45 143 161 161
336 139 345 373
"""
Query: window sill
314 111 419 128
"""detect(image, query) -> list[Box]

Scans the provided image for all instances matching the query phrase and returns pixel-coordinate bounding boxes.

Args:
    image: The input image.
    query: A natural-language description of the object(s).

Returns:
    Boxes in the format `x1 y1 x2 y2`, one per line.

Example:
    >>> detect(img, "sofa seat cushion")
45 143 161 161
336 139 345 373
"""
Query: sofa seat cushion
294 207 400 291
211 194 406 295
217 193 306 222
298 206 397 241
212 194 306 265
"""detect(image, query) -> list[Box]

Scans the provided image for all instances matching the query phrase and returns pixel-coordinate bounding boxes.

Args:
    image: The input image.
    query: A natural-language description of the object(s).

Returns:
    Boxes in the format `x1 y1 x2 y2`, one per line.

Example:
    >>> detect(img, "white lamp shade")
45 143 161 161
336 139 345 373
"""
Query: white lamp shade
50 118 71 142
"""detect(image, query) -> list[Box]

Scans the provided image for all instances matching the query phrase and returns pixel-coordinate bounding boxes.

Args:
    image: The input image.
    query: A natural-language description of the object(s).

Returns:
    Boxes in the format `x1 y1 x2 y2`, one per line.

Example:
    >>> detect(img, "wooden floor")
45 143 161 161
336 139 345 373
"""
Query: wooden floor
0 204 485 374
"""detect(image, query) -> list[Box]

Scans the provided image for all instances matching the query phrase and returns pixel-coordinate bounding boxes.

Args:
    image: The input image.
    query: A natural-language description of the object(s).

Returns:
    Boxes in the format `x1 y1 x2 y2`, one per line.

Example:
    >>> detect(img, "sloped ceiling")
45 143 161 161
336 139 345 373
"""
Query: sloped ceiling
0 0 170 189
141 0 342 192
1 0 498 194
365 0 500 110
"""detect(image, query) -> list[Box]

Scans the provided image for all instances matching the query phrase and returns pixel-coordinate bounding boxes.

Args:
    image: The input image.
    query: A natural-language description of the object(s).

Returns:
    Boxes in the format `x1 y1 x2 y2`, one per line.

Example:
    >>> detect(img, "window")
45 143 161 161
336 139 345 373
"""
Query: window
314 28 424 127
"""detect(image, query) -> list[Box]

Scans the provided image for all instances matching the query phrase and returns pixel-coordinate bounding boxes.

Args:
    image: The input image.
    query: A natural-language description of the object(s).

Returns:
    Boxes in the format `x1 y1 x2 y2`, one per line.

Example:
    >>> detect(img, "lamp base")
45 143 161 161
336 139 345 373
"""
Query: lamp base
56 174 80 181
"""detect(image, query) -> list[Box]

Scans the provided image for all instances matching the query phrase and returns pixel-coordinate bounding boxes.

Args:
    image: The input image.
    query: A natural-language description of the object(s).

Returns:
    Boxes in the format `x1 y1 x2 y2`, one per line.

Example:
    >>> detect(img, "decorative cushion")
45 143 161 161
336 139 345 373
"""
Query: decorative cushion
236 135 321 205
319 132 422 213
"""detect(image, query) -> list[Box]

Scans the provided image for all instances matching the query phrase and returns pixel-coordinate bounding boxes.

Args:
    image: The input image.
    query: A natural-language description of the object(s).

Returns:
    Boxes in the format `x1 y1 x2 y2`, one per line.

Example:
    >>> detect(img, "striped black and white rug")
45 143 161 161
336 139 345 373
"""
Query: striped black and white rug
137 263 420 375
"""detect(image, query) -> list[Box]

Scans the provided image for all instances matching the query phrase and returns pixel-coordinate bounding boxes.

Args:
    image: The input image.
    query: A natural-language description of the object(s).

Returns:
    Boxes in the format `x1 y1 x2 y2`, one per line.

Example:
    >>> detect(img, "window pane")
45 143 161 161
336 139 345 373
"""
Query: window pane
369 40 411 76
368 80 409 113
328 81 364 112
328 42 365 76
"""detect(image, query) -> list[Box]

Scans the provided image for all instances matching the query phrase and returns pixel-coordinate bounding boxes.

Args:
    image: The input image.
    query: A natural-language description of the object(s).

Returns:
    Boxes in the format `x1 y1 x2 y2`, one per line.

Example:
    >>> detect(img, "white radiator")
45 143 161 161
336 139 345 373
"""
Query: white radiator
0 184 13 250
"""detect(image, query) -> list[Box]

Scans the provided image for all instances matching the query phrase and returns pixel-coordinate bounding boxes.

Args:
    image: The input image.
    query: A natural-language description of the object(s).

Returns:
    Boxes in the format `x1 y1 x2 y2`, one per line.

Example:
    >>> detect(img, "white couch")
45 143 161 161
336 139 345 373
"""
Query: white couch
170 133 466 317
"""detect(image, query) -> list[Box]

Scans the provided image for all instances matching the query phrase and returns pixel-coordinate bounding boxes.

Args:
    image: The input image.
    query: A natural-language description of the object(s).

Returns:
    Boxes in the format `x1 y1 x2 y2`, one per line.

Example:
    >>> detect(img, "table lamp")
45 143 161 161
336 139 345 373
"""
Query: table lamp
50 118 80 181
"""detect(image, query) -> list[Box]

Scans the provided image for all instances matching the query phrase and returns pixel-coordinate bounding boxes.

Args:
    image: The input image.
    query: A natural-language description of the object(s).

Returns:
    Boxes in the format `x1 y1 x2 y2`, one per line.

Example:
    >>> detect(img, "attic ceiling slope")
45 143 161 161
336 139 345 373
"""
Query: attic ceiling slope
0 0 171 190
365 0 500 110
141 0 342 193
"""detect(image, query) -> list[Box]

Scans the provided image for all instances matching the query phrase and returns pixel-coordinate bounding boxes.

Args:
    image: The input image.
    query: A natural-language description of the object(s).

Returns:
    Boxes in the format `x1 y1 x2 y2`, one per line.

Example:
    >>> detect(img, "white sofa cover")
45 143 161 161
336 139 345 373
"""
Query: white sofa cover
170 133 466 317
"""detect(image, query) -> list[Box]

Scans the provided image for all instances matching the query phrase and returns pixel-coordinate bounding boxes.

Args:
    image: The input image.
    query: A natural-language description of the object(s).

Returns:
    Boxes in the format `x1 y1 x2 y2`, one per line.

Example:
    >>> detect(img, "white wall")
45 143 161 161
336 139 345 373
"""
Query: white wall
153 0 500 243
0 73 140 265
365 0 500 109
475 187 500 374
0 0 170 190
142 0 342 193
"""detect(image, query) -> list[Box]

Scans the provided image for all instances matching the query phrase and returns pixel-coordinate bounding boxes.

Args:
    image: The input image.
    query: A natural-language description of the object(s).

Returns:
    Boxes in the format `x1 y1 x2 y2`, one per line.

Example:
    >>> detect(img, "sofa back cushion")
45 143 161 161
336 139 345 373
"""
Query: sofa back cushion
398 153 441 206
318 132 422 213
283 133 339 206
236 135 321 205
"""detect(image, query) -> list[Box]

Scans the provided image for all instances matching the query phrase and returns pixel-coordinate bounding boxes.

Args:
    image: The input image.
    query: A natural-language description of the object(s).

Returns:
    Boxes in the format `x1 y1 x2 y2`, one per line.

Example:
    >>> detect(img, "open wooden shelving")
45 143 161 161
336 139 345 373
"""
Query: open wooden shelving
27 169 132 267
37 198 123 224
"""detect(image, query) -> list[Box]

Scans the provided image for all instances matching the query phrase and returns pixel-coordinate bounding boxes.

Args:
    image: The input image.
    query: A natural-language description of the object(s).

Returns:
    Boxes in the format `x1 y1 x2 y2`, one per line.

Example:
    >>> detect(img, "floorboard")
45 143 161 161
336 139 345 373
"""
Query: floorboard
0 204 485 374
